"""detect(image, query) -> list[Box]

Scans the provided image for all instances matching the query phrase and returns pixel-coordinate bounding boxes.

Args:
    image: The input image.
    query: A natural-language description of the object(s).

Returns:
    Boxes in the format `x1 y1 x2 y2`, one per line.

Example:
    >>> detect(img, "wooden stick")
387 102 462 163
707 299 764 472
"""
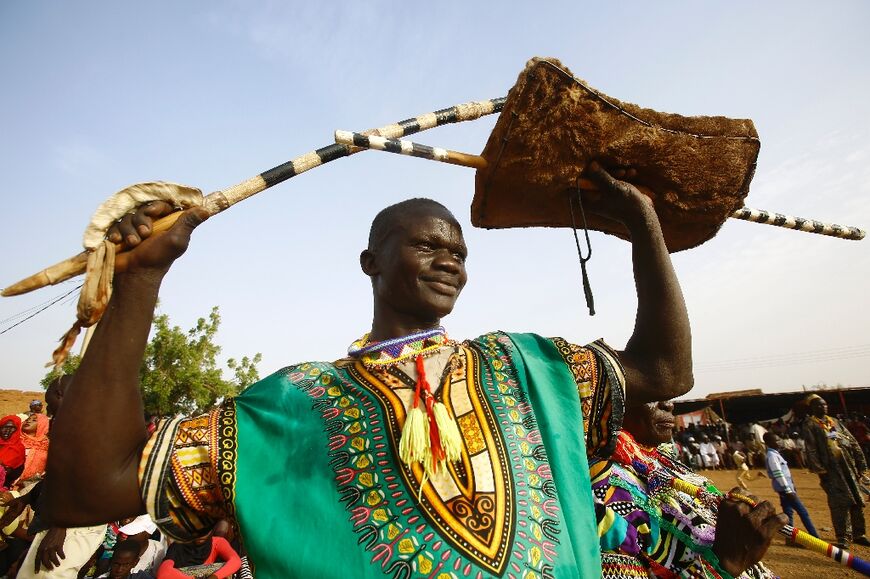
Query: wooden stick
731 207 865 241
335 130 490 169
2 98 507 297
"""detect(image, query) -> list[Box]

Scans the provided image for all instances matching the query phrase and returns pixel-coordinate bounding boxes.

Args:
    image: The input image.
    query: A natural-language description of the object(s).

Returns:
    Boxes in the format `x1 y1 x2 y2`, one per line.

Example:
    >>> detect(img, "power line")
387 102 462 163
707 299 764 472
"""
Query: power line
696 344 870 372
0 285 82 336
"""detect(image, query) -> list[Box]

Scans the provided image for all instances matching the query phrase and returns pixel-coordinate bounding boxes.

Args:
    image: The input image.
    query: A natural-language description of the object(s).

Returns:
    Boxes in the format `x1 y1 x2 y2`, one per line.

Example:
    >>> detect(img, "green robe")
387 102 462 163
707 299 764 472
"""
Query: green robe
140 332 624 578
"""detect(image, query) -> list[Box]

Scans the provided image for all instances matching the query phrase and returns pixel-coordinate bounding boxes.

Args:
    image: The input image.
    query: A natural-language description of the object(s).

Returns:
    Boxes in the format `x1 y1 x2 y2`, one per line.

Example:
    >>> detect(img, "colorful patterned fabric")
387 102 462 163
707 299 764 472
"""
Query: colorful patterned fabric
140 332 624 578
592 431 775 579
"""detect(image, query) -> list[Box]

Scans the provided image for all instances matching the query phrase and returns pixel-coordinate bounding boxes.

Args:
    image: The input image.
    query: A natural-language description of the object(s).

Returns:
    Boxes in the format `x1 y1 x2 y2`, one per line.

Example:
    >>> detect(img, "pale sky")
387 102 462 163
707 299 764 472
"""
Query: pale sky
1 1 868 398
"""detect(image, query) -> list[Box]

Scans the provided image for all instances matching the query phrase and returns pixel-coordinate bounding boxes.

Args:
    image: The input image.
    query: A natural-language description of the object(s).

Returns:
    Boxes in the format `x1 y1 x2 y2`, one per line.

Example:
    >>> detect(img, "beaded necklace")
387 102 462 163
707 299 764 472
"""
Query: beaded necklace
347 326 452 368
811 414 835 431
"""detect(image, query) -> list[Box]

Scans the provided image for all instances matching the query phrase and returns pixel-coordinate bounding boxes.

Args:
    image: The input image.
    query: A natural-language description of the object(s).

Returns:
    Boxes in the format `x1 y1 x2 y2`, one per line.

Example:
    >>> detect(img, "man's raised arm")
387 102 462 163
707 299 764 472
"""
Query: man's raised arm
585 163 693 403
45 202 208 526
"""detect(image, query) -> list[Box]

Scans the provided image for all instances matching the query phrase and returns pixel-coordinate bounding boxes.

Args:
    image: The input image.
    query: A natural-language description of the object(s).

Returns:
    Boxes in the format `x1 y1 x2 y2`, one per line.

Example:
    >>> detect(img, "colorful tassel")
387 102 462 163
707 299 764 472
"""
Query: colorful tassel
398 355 464 491
432 402 462 463
400 405 430 466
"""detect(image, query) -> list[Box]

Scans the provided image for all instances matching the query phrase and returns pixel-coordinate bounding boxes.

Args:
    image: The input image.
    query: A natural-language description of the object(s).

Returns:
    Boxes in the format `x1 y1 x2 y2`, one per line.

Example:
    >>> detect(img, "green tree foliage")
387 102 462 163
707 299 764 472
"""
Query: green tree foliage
140 306 260 416
42 306 260 417
40 354 82 389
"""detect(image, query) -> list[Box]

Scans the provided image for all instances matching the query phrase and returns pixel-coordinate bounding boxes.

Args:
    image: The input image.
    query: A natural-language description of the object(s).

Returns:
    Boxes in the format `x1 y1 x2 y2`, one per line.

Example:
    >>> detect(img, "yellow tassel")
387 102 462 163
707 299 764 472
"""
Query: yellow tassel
432 402 463 464
399 405 430 467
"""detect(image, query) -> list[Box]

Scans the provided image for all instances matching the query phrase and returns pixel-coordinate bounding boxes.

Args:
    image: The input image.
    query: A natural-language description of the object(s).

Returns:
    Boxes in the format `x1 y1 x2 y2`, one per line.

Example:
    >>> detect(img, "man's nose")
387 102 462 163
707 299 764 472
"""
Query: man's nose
432 250 464 272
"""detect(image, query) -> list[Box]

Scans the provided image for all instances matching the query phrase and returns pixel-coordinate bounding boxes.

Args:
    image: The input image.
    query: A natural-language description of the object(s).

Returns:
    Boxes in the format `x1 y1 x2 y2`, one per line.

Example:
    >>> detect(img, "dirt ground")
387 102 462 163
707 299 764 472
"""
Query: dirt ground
705 468 870 578
0 389 43 418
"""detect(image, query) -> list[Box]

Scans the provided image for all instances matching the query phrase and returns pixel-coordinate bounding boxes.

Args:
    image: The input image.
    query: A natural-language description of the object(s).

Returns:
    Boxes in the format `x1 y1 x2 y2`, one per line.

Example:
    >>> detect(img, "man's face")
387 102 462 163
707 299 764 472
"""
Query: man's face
811 398 828 418
369 209 468 324
623 400 675 447
29 402 42 414
108 551 139 579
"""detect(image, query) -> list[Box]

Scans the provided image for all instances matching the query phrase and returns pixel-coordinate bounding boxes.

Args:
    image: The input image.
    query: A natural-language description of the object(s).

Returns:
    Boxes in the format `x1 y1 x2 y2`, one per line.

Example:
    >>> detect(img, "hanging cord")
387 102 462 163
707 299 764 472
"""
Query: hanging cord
568 187 595 316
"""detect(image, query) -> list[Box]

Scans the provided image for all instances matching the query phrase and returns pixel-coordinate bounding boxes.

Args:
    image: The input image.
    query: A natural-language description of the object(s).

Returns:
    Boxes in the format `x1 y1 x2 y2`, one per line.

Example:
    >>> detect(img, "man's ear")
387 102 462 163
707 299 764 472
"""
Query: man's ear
360 249 378 276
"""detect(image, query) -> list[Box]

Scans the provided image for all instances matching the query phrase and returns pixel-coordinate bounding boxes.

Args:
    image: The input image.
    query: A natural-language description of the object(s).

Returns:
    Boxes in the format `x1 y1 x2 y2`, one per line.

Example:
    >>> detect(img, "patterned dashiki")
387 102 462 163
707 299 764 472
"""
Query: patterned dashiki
592 432 776 579
139 332 625 579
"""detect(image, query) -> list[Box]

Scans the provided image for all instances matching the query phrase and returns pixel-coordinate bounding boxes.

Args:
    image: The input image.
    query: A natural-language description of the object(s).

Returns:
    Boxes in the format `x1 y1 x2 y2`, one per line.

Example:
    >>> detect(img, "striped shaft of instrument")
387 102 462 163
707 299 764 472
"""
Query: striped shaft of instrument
671 478 870 576
203 97 506 214
731 207 865 241
335 131 450 163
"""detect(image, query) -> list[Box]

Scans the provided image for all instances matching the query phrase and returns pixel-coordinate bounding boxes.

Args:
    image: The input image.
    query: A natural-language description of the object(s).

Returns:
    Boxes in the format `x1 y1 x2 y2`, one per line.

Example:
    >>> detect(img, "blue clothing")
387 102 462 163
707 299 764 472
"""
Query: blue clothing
766 448 795 493
778 490 819 537
767 447 819 537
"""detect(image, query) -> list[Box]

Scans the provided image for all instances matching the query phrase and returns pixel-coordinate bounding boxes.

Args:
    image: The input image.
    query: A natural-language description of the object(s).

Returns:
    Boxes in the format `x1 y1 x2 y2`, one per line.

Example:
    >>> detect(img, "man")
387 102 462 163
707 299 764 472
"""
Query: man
763 432 819 540
594 399 783 577
803 393 870 548
699 434 720 470
44 164 773 577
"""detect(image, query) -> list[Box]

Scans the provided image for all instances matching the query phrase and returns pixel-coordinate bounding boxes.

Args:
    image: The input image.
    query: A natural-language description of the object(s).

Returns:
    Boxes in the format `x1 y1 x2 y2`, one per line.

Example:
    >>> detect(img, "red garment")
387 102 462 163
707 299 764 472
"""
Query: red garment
19 413 50 482
157 536 241 579
0 416 26 470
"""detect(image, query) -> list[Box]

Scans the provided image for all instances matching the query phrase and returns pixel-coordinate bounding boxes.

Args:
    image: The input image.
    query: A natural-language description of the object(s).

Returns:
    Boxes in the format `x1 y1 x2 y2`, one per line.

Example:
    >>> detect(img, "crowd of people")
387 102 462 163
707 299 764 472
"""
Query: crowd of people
671 400 870 550
0 381 250 579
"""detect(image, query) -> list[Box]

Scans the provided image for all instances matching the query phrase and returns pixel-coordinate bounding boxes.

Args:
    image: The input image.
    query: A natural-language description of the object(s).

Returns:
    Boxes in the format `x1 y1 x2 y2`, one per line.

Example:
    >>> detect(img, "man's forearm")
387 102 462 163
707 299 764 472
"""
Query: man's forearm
46 270 165 525
622 203 693 402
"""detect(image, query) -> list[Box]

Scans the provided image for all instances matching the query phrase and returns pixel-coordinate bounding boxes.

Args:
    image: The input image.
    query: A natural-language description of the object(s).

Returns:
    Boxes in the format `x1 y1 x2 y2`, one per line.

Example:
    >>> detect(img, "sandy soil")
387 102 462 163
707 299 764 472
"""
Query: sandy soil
0 389 43 418
705 468 869 578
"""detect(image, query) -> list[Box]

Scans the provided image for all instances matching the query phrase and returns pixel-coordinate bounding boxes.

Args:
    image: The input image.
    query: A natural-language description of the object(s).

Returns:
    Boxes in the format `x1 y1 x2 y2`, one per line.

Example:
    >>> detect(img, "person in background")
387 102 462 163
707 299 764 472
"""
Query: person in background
791 431 807 468
713 434 730 469
157 520 241 578
0 416 26 489
699 434 720 470
97 539 154 579
593 399 783 578
803 393 870 549
17 412 51 487
734 448 765 490
763 432 819 541
117 515 165 577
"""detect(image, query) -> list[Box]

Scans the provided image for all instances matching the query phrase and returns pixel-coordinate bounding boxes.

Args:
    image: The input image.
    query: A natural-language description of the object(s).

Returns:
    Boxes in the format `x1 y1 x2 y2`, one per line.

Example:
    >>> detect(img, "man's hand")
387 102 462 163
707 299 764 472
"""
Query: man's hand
713 489 787 576
35 527 67 573
0 492 14 506
581 161 655 225
108 201 209 275
0 496 28 529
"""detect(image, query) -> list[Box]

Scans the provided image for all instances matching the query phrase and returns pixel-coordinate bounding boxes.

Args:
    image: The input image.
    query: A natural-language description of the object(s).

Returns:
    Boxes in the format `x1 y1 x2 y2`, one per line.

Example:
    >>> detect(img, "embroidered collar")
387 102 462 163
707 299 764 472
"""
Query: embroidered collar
348 326 452 368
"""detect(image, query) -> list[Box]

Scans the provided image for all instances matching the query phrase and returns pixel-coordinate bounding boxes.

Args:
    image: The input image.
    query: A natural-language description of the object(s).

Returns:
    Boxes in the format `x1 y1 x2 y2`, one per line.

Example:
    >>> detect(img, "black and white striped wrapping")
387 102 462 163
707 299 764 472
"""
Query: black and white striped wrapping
204 98 506 214
334 131 451 163
731 207 865 241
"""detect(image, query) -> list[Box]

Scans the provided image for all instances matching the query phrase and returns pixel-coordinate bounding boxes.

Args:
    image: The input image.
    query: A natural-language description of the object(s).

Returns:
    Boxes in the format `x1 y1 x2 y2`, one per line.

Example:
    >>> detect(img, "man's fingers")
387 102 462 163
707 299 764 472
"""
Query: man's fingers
116 214 141 247
174 206 210 234
585 161 618 189
141 200 175 218
746 500 776 527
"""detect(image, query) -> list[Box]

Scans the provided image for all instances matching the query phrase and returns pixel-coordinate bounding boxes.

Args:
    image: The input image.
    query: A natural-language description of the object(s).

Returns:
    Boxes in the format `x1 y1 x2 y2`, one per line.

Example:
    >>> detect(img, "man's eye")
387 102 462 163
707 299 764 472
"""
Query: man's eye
453 253 467 263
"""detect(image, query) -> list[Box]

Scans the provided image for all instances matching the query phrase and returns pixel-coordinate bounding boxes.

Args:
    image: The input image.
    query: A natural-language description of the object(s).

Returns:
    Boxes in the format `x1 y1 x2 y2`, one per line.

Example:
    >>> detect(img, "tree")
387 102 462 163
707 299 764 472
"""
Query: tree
40 354 82 389
42 306 261 417
140 306 260 416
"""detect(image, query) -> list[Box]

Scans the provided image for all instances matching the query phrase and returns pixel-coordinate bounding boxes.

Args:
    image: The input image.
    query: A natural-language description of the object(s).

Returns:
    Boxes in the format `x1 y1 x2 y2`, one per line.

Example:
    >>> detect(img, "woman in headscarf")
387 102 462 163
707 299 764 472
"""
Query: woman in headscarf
0 416 26 489
17 412 50 486
592 400 784 578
